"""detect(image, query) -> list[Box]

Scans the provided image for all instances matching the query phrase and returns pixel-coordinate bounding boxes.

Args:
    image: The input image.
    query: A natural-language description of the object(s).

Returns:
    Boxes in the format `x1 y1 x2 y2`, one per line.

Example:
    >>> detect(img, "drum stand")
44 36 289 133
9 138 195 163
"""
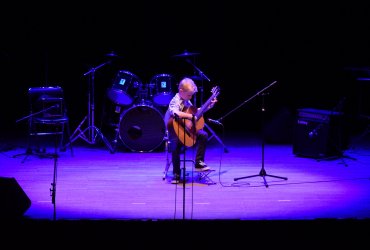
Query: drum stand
68 61 114 153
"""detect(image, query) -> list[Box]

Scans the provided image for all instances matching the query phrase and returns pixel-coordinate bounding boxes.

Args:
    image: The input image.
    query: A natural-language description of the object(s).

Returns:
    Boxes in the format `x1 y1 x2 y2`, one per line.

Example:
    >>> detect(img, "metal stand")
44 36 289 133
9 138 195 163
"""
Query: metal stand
234 86 287 187
181 117 187 220
50 133 59 221
163 130 171 180
204 123 228 153
68 61 114 153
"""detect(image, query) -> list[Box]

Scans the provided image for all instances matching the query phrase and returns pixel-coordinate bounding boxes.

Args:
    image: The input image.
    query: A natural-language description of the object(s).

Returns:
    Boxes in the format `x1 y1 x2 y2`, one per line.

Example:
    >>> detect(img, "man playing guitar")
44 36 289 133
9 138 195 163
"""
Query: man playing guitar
164 77 218 184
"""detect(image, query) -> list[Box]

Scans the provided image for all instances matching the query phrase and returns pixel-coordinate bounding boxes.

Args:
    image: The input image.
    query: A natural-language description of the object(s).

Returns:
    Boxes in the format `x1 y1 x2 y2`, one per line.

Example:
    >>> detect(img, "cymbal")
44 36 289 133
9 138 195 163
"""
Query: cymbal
105 51 120 58
172 50 200 57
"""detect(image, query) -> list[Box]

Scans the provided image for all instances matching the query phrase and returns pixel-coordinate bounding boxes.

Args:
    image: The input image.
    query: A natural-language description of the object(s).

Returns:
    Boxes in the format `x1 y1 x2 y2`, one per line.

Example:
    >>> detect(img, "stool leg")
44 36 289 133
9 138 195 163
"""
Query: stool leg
163 132 171 180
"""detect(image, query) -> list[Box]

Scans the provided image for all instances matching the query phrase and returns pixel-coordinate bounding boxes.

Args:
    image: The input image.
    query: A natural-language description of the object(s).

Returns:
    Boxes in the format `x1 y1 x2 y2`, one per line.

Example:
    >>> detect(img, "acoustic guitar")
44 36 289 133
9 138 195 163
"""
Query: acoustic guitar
167 86 220 147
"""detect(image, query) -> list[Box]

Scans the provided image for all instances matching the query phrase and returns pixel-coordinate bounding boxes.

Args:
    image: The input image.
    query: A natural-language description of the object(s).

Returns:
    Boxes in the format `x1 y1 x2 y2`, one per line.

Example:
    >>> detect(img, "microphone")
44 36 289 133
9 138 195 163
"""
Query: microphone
308 129 317 138
49 104 60 110
173 113 179 121
208 118 223 126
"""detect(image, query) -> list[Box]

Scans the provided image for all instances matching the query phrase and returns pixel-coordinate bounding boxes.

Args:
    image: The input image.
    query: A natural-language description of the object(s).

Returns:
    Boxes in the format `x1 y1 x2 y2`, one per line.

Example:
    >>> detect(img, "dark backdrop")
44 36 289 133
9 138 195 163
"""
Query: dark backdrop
2 2 370 143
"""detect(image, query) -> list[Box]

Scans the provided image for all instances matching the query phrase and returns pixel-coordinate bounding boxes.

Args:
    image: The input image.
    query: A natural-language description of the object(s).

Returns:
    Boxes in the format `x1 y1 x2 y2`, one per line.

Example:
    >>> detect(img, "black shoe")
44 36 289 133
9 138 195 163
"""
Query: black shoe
171 174 180 184
195 161 211 171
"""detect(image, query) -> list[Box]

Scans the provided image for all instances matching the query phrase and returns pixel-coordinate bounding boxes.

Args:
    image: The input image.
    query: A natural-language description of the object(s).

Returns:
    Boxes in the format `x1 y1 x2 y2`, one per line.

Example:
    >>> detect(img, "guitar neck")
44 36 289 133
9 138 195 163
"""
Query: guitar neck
195 99 212 118
195 87 219 118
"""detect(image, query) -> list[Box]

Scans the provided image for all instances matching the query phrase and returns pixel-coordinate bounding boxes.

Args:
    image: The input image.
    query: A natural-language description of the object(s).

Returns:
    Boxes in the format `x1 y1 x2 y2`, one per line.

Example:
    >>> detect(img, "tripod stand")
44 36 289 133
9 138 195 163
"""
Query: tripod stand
234 82 287 187
68 61 114 153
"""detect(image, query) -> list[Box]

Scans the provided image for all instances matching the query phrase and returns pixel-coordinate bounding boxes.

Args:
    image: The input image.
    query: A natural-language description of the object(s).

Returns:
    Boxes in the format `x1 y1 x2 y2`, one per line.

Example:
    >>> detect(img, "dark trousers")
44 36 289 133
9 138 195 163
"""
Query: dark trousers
169 129 208 176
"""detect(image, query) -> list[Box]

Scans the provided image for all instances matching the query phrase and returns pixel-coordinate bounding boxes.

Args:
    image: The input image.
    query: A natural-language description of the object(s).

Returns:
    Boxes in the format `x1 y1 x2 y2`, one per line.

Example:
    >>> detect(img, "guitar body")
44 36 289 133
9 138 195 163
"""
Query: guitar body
167 86 219 147
167 106 205 147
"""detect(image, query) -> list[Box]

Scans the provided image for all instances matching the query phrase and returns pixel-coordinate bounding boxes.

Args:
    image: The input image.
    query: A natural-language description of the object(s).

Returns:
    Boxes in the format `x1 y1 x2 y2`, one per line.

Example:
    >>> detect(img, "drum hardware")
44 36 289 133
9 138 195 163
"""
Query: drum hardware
135 98 153 107
137 82 150 101
68 61 114 153
115 105 122 113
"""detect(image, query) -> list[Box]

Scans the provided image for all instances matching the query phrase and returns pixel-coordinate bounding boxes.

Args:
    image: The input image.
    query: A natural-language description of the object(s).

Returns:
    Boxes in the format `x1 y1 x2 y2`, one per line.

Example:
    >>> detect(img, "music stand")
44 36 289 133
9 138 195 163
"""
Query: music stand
68 61 114 153
233 81 288 187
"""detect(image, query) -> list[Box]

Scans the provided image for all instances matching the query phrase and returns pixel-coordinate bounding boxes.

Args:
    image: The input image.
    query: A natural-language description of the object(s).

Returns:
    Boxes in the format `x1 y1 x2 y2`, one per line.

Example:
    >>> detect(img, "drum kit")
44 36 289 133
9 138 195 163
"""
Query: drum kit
105 70 176 152
102 50 226 152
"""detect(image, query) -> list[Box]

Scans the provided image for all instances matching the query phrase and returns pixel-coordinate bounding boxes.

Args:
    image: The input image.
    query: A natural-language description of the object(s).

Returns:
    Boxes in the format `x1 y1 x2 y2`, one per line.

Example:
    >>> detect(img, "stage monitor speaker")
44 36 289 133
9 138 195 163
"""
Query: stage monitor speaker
0 177 31 218
293 108 345 158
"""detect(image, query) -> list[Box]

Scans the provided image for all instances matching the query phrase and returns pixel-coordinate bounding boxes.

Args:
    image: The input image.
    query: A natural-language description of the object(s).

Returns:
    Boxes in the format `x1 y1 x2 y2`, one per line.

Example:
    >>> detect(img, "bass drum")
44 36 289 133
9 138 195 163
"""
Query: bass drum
119 105 165 152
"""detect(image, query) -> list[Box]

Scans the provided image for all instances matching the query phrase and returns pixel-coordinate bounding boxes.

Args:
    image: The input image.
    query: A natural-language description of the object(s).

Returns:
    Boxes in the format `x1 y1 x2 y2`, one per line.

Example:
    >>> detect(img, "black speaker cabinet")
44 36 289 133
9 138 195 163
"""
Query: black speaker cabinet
293 108 345 158
0 177 31 218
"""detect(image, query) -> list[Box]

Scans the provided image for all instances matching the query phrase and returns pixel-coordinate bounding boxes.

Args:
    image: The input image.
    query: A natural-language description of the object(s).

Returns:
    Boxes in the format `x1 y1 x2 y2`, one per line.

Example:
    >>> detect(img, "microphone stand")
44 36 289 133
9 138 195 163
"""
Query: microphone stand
68 61 114 153
15 105 60 123
185 58 210 106
182 117 187 220
232 81 288 187
209 82 279 153
50 129 59 221
215 81 277 124
185 58 211 82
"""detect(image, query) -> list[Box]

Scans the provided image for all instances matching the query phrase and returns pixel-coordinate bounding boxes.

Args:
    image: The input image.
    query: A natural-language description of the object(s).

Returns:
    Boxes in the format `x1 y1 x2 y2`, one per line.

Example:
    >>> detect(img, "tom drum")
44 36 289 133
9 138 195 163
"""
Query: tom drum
149 73 174 106
107 70 142 106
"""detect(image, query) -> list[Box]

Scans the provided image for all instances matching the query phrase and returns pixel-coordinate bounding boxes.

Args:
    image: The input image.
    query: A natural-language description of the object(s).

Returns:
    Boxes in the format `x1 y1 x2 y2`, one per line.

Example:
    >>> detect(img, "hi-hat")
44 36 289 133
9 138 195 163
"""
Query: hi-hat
172 50 200 57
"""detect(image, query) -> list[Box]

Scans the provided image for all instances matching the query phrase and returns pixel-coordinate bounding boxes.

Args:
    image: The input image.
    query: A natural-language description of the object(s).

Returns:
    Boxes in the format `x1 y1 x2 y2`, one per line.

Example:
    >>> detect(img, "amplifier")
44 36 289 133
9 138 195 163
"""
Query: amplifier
293 108 345 158
297 108 342 123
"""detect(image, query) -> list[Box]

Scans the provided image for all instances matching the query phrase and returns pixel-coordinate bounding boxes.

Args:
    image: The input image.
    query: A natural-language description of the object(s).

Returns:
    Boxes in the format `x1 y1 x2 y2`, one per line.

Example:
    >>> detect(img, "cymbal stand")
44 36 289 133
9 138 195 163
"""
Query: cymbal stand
233 81 288 187
68 61 114 153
